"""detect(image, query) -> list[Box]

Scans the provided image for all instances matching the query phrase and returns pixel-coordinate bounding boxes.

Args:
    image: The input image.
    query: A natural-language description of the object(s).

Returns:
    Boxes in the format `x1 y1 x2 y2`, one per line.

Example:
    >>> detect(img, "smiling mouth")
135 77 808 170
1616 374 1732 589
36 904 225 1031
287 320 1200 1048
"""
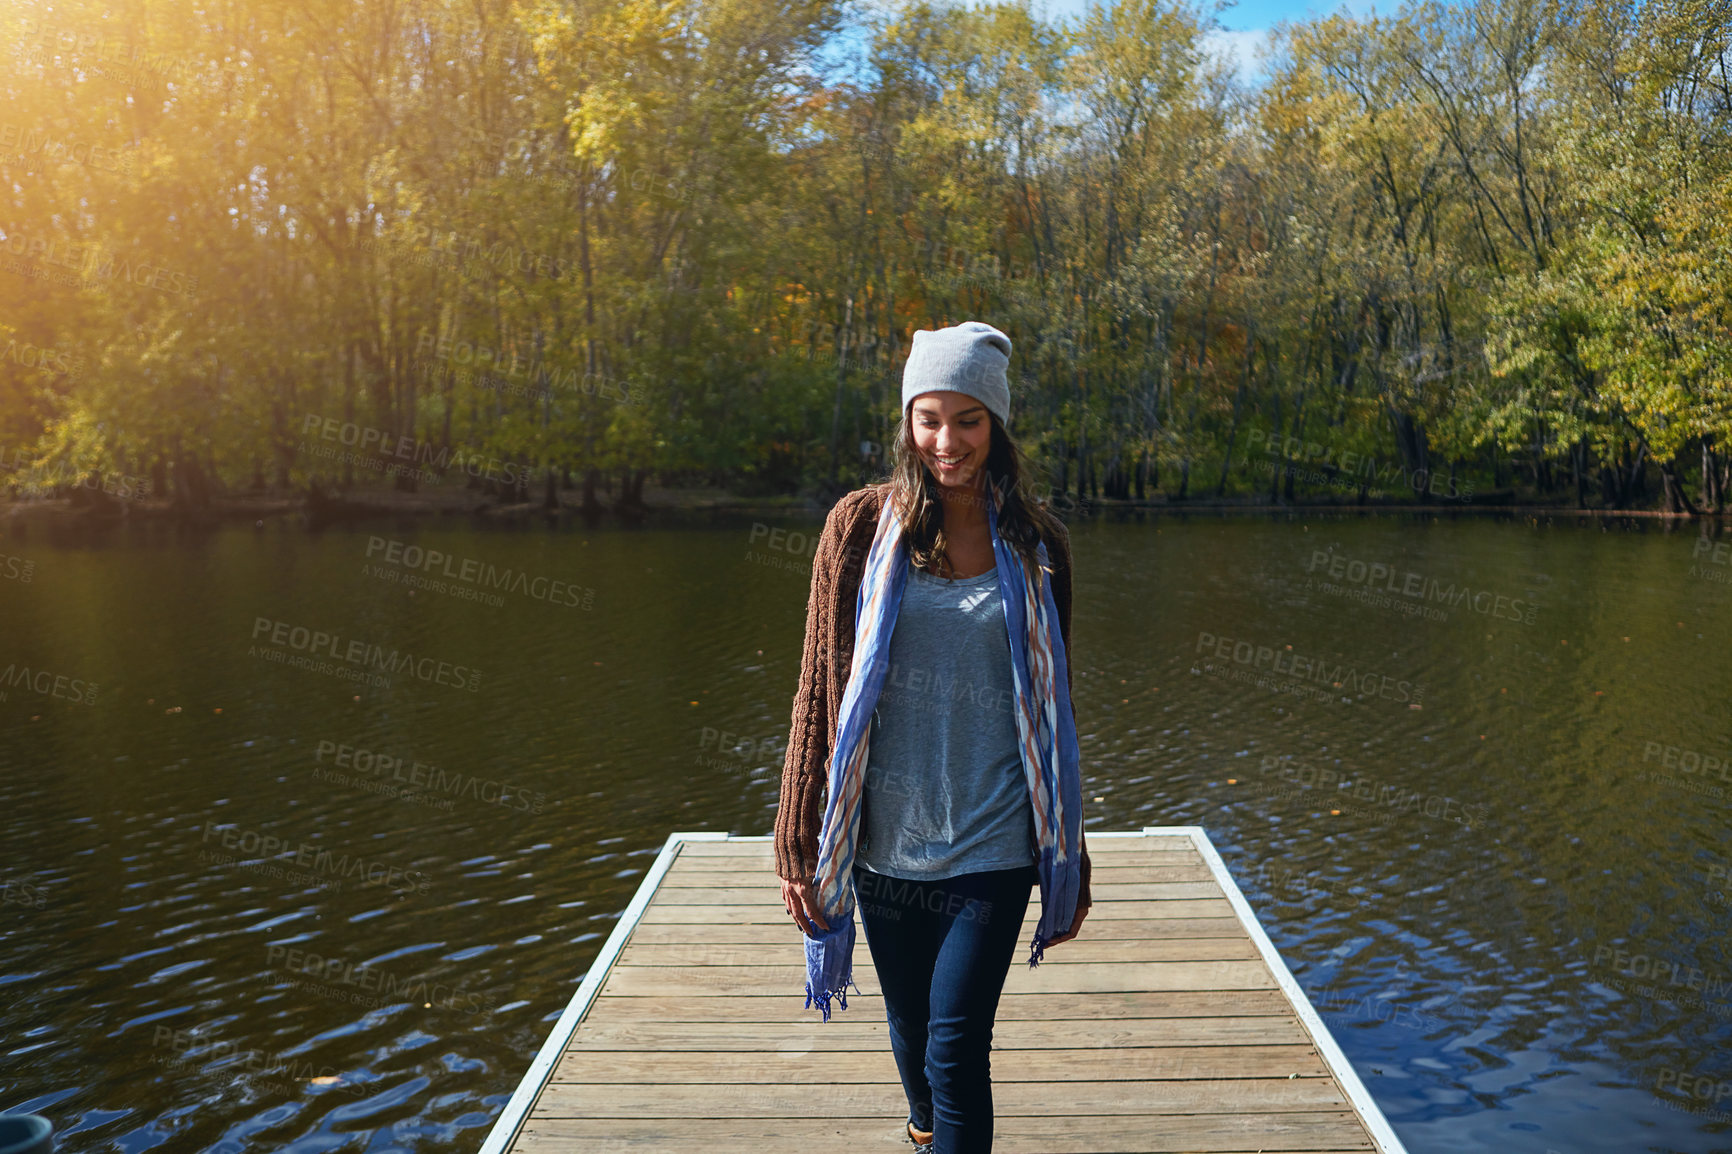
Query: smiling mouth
932 452 969 471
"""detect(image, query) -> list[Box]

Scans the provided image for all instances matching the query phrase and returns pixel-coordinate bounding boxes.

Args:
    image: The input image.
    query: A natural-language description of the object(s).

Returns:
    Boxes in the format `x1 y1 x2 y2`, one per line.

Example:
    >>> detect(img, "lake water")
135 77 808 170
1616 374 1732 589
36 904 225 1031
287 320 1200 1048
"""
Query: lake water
1 507 1729 1153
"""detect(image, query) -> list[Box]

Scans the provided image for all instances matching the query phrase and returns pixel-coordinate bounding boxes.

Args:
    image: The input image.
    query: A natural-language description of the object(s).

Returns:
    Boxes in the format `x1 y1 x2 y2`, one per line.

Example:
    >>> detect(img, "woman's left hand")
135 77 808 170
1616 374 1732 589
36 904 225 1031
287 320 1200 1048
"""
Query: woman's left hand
1044 902 1088 947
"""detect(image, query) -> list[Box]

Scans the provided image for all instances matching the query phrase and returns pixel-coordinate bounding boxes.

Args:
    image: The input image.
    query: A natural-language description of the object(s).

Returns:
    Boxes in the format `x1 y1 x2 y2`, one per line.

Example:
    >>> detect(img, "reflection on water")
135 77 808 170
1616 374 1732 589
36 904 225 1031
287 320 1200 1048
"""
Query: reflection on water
1 508 1729 1152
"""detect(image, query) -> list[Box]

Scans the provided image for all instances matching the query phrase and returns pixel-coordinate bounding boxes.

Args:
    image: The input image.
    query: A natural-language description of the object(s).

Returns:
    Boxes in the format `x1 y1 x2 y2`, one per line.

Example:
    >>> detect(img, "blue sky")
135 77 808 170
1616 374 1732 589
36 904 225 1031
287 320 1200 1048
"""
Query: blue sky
827 0 1387 88
1001 0 1383 81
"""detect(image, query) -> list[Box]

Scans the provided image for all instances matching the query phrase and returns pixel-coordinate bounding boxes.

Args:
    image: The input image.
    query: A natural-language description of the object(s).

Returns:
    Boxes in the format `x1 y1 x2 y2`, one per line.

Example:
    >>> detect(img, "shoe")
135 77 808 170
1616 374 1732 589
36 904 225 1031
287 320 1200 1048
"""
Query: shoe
906 1119 933 1147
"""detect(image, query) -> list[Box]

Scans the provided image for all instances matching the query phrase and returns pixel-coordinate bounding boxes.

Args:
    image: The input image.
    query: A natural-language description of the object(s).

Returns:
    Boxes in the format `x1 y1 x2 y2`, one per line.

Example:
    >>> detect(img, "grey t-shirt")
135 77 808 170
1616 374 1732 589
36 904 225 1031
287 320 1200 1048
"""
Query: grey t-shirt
857 558 1036 879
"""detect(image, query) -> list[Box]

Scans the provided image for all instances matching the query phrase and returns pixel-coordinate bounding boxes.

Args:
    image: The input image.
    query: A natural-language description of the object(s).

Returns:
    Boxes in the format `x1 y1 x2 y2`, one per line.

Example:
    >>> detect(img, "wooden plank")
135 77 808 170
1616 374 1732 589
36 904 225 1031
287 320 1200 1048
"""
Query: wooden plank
531 1076 1350 1116
547 1045 1330 1084
562 1015 1315 1052
515 1113 1374 1153
636 898 1237 923
659 863 1219 886
669 836 1197 856
619 916 1248 944
615 936 1261 967
569 988 1298 1025
648 882 1225 905
598 960 1277 997
661 851 1209 869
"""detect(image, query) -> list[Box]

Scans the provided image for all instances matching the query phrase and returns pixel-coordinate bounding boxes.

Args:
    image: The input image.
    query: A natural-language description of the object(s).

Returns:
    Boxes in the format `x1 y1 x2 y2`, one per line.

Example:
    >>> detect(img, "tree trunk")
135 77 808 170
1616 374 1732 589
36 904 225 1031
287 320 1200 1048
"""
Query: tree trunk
1700 443 1722 513
1216 334 1253 497
827 295 853 484
582 467 601 516
340 341 357 490
172 453 212 512
1267 396 1283 503
1661 459 1698 515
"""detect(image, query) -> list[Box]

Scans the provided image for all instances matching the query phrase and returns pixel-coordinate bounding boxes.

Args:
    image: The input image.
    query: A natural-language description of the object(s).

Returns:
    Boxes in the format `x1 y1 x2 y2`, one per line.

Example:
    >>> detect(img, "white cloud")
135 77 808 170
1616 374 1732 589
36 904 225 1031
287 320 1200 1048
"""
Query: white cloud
1202 26 1275 83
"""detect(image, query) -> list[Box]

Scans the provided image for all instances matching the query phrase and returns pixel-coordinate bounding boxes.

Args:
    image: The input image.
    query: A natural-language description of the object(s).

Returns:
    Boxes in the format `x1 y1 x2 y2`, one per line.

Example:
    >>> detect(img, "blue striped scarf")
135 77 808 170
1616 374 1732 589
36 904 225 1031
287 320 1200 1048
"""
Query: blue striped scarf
802 484 1083 1021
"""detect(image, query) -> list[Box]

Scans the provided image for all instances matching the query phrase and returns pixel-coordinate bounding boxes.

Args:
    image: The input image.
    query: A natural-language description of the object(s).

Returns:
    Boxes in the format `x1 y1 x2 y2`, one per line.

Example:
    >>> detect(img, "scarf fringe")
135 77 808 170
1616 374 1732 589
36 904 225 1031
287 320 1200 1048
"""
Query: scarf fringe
1026 932 1049 968
803 914 858 1022
803 974 863 1022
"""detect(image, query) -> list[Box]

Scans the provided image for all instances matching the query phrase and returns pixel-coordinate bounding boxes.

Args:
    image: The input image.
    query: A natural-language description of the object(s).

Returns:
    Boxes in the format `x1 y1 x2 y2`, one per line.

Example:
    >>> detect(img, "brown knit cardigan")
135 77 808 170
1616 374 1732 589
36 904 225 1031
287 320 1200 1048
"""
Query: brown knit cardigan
773 481 1092 908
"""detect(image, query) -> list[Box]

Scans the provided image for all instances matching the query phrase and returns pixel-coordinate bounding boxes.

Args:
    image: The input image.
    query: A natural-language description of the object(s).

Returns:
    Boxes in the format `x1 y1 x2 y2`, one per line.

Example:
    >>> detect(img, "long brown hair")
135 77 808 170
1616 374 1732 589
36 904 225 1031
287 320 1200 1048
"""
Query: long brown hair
884 403 1065 580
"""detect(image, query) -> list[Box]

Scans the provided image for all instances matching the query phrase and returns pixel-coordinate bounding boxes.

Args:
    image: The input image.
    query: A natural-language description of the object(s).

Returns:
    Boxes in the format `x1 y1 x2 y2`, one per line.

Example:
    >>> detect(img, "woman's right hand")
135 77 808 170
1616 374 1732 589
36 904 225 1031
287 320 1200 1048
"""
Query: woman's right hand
781 877 831 937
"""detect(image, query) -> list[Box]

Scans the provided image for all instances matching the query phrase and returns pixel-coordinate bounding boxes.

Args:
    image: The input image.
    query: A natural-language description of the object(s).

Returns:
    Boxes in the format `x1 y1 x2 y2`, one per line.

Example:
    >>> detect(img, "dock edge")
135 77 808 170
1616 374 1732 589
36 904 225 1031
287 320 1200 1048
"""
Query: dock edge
476 829 726 1154
1135 825 1411 1154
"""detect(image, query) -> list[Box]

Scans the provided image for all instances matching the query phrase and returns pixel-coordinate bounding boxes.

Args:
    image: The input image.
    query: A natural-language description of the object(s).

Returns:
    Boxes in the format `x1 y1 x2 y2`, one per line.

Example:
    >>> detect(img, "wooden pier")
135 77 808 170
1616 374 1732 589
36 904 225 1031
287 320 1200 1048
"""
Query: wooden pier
479 827 1408 1153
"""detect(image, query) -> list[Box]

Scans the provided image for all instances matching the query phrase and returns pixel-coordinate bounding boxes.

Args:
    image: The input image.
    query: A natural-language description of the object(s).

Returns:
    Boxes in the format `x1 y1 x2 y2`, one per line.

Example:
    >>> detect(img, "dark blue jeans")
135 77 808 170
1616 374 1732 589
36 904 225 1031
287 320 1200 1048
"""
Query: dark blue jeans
851 861 1038 1154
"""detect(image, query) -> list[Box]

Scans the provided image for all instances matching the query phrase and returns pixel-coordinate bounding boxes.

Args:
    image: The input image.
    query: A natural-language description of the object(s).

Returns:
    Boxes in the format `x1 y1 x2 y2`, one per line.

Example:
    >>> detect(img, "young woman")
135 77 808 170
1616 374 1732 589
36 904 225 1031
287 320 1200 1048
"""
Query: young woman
773 321 1092 1152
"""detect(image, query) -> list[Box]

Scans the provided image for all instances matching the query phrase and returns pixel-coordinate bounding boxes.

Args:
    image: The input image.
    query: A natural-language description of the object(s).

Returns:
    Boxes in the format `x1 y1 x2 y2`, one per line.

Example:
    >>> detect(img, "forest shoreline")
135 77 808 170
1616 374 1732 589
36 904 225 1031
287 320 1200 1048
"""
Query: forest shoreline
5 484 1731 527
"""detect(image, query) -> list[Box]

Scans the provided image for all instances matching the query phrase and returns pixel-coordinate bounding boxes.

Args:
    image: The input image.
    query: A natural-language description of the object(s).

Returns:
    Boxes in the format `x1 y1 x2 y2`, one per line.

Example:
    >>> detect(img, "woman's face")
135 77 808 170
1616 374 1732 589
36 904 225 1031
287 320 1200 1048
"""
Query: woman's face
909 391 993 491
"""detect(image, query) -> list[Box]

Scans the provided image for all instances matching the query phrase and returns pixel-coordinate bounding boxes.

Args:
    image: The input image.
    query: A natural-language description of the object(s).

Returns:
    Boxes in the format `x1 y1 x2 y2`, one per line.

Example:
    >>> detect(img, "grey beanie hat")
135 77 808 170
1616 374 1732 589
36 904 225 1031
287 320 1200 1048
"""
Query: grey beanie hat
901 321 1012 426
